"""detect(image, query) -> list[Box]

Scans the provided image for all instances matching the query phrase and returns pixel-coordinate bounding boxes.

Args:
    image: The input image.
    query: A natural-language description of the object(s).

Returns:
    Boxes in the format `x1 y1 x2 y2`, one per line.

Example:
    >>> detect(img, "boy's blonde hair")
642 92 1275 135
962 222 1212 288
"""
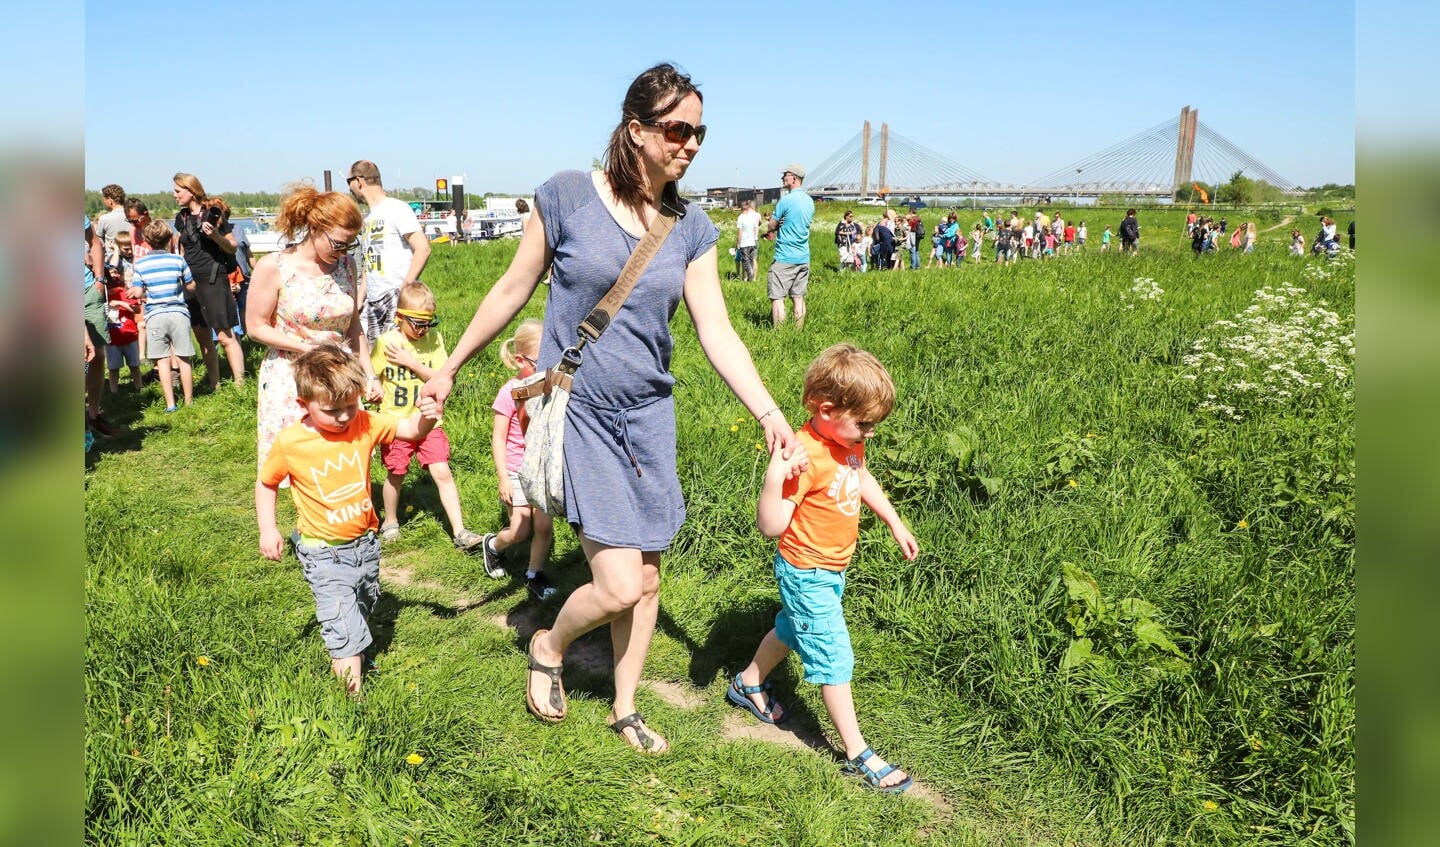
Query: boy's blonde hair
396 281 436 312
141 220 173 250
802 343 895 421
293 344 366 404
499 318 543 370
114 230 132 248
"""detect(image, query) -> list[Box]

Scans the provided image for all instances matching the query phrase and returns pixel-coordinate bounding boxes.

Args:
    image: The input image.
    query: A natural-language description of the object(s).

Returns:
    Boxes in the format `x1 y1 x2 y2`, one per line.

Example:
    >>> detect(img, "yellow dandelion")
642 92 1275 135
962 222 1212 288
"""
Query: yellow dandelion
1067 479 1078 488
406 753 425 765
1085 433 1099 439
405 505 415 513
195 655 211 667
406 681 418 692
131 749 141 757
1204 800 1219 811
729 425 739 432
754 442 764 451
1237 519 1249 529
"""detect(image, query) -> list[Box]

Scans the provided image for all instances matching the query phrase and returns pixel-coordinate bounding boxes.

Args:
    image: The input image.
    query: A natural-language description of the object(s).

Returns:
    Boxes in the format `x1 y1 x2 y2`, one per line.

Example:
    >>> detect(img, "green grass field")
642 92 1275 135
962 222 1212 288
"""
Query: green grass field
85 204 1353 846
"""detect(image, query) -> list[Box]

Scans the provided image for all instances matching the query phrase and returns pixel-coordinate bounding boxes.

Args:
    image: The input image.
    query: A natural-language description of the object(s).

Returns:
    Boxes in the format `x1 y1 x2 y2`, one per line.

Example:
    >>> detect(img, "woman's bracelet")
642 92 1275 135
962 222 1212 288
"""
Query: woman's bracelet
756 407 781 424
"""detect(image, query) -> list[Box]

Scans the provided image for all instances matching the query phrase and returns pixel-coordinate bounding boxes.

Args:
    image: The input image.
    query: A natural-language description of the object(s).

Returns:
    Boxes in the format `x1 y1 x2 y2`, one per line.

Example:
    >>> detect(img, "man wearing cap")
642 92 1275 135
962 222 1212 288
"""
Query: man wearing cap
348 160 431 341
765 165 815 328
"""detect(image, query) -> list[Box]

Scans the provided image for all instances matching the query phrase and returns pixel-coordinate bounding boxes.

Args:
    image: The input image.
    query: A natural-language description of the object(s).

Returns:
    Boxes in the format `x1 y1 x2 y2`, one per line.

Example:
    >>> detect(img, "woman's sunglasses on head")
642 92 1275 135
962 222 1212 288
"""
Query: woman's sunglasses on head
641 119 706 146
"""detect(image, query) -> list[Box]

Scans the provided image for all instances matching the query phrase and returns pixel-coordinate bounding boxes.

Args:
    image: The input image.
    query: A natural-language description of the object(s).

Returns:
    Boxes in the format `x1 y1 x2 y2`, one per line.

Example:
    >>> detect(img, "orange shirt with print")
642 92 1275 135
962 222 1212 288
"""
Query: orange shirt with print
259 410 398 542
779 421 865 572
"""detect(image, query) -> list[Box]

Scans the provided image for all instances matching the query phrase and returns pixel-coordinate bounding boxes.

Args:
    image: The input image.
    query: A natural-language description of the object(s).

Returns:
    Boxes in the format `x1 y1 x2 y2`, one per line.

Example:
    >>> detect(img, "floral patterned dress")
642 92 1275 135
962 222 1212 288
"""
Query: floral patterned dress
256 250 359 471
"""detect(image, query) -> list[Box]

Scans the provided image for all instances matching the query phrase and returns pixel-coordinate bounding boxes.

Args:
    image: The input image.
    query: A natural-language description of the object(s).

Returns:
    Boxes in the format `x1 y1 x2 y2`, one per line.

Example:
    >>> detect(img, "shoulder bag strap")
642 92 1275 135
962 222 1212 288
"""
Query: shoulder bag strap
575 190 682 348
514 188 683 401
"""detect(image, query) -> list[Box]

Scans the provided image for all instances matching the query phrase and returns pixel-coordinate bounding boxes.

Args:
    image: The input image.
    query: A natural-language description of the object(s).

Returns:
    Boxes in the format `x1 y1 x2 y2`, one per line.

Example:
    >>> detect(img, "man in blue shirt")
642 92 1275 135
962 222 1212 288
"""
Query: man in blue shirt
765 164 815 328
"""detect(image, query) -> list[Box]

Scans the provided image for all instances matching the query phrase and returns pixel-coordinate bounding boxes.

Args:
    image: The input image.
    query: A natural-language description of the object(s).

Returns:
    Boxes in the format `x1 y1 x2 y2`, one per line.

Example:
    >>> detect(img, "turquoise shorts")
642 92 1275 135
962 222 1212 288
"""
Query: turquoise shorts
773 552 853 685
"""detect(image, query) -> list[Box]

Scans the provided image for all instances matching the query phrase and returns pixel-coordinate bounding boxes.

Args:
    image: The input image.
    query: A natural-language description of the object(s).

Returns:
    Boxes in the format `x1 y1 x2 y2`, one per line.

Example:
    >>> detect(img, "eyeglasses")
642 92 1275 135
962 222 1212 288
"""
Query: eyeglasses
640 119 706 146
346 175 362 185
322 232 360 252
518 354 537 367
400 314 439 330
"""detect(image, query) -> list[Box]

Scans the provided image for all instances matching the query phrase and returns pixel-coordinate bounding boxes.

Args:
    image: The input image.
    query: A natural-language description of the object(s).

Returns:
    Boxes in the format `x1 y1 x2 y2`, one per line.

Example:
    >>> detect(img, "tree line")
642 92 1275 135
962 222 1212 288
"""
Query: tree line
85 188 526 219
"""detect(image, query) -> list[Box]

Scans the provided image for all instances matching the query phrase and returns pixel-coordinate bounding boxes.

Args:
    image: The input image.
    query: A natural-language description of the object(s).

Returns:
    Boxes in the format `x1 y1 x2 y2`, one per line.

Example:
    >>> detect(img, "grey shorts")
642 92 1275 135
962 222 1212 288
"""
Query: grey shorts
146 312 195 359
506 469 530 508
297 531 381 659
767 262 809 300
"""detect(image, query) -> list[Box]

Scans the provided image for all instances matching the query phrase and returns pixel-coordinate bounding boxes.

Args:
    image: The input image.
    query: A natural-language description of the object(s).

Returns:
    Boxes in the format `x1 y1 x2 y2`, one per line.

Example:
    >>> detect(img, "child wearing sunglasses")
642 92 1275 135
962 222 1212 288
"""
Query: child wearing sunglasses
370 282 485 552
481 318 556 599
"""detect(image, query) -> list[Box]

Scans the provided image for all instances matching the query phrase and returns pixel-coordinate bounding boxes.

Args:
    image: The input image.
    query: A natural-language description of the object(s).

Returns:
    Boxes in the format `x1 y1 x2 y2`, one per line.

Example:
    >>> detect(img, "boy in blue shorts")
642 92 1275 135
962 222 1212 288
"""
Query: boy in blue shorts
729 343 920 793
256 344 439 694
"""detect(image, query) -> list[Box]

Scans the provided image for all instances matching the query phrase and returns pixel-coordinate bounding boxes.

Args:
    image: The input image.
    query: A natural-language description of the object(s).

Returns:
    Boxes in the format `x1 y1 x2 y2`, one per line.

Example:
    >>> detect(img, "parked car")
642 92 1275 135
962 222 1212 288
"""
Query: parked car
856 196 887 207
690 196 723 210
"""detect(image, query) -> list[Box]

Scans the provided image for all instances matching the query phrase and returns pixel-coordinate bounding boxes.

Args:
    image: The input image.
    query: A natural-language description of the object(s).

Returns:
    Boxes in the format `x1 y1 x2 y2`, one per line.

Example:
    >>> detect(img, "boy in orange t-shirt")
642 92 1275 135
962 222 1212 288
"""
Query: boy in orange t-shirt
256 344 438 694
729 343 920 793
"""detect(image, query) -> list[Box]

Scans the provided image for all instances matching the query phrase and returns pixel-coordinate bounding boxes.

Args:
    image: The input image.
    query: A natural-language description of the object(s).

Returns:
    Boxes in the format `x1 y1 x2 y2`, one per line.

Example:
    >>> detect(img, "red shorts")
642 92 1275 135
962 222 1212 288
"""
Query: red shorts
381 427 451 475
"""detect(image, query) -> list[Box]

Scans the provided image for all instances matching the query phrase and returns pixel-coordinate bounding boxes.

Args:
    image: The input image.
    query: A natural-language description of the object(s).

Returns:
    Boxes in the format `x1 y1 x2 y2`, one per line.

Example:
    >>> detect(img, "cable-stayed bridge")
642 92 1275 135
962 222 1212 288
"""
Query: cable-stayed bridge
804 108 1298 202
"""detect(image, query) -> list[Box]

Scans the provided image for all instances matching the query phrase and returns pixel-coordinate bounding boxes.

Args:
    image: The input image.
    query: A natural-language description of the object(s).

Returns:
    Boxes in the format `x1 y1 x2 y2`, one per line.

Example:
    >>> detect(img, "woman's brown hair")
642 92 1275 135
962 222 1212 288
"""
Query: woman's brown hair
602 63 701 214
173 172 207 201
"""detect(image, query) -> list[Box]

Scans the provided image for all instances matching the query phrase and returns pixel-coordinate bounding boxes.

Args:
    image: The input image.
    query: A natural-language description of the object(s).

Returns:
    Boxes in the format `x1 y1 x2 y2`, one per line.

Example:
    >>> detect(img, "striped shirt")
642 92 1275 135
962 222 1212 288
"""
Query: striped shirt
132 252 193 318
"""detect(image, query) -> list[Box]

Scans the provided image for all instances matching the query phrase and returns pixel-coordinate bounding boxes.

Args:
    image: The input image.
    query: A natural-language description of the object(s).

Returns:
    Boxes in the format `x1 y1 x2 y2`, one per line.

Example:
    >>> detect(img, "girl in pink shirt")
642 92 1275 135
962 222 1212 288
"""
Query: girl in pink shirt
483 319 556 600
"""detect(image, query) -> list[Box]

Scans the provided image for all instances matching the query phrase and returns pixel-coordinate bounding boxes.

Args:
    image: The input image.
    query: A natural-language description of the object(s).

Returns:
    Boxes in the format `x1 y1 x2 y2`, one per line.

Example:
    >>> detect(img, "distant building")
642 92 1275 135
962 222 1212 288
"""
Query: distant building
710 186 782 208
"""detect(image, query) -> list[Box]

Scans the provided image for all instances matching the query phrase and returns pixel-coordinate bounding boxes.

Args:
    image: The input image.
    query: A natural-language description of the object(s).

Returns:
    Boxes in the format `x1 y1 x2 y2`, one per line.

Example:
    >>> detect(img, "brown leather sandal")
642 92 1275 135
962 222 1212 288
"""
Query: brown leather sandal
525 629 566 722
609 711 668 754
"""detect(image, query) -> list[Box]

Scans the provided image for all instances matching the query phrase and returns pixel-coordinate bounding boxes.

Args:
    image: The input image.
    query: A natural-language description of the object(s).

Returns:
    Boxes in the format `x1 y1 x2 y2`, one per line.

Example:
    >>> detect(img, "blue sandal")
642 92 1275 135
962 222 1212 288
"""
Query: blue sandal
726 672 785 724
843 746 914 794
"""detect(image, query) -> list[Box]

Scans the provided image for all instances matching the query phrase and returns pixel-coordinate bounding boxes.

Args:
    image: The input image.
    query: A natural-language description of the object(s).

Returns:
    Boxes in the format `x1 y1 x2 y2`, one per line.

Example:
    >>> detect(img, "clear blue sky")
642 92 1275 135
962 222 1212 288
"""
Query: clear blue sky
82 1 1355 195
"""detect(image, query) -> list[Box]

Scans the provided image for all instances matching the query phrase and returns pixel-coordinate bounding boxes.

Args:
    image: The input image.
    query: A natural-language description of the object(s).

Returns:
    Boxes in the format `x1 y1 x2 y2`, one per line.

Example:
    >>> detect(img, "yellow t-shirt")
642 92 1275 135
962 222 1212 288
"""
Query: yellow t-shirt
370 328 447 423
259 410 398 542
778 421 865 572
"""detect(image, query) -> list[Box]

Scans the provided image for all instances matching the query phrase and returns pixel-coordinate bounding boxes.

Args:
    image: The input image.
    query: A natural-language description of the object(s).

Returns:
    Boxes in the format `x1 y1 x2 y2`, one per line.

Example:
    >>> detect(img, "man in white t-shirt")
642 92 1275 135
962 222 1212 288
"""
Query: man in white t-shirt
734 199 762 281
348 160 431 340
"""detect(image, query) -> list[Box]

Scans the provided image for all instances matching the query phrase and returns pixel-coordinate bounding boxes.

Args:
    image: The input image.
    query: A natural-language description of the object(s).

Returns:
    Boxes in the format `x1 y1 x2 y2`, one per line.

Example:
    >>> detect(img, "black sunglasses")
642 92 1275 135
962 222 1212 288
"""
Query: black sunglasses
323 232 360 252
400 314 439 330
640 119 707 146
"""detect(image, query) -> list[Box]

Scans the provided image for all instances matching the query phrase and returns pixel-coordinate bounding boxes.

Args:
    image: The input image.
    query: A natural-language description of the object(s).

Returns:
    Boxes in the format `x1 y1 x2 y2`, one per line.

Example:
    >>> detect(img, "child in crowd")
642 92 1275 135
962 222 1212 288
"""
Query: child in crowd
971 223 984 263
729 343 920 794
127 220 194 411
927 223 944 269
105 285 143 393
105 231 144 392
370 282 485 552
1101 225 1112 252
1290 229 1306 256
256 343 439 694
1077 222 1087 249
483 318 557 600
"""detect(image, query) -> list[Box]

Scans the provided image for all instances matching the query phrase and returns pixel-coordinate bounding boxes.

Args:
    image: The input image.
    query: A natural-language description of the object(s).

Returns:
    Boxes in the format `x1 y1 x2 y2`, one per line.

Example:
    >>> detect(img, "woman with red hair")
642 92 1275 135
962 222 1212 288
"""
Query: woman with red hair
245 184 375 473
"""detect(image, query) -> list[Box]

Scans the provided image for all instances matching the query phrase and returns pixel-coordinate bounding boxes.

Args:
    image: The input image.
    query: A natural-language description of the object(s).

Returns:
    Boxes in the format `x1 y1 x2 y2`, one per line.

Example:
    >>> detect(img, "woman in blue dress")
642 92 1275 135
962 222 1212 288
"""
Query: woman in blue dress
423 64 798 753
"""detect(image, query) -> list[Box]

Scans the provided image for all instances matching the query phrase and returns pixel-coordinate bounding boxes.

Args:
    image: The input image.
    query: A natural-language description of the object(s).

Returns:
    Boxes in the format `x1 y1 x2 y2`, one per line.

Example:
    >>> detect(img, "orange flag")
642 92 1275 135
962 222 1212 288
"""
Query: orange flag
1193 183 1209 204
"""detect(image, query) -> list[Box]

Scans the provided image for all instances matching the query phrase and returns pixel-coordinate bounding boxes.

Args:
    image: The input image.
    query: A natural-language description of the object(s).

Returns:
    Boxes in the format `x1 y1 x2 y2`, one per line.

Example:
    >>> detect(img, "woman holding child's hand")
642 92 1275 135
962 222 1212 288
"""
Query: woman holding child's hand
245 185 376 473
421 64 795 753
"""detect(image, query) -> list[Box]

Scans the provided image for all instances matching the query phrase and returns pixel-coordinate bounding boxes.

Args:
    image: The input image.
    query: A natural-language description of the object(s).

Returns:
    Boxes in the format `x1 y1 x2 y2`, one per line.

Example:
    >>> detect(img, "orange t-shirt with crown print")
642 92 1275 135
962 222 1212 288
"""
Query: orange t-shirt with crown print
778 420 865 572
259 410 398 542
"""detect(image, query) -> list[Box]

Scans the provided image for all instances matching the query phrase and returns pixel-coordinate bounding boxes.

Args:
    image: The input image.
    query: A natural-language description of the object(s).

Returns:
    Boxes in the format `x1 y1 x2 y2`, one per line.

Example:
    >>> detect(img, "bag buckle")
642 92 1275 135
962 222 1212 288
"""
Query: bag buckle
578 310 610 342
556 345 584 374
